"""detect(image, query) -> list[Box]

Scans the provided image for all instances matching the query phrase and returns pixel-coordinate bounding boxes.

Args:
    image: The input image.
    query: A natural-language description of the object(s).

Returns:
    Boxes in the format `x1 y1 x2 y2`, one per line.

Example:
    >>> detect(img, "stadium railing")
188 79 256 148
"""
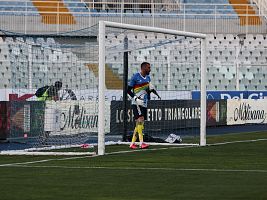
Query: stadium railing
252 0 267 19
0 0 265 34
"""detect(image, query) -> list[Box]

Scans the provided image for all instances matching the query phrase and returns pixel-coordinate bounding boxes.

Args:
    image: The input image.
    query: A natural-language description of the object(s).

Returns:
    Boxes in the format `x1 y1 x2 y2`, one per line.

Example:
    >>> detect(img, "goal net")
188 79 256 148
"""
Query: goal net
98 21 207 155
1 21 206 155
2 30 99 155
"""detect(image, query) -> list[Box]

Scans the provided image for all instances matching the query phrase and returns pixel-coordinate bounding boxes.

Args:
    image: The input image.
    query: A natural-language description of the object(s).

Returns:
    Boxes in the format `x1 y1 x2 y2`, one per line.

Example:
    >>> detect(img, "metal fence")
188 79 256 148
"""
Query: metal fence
253 0 267 19
0 0 266 34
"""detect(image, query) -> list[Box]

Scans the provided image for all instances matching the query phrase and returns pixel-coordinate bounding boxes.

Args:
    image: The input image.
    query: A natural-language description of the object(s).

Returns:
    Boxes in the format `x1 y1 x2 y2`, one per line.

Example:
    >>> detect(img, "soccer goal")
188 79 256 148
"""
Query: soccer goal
98 21 207 155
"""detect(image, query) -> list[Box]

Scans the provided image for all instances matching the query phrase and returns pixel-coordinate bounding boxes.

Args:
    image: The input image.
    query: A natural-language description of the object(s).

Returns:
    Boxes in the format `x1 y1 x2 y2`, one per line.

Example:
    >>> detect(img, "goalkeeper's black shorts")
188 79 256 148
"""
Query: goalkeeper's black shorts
132 104 147 120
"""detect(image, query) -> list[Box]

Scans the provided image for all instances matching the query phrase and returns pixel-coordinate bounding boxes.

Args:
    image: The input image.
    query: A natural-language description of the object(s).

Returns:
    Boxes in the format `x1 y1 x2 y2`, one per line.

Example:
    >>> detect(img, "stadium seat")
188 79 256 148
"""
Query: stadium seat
107 9 118 17
257 84 267 90
90 9 99 17
246 84 256 90
47 38 56 45
245 72 254 80
257 56 266 64
226 83 236 90
99 9 108 17
125 10 134 17
251 78 260 85
143 10 151 17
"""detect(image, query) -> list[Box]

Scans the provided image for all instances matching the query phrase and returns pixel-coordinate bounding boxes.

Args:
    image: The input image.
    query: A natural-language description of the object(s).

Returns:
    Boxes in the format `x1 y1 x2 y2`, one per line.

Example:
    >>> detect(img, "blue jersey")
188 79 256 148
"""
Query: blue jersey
129 72 151 107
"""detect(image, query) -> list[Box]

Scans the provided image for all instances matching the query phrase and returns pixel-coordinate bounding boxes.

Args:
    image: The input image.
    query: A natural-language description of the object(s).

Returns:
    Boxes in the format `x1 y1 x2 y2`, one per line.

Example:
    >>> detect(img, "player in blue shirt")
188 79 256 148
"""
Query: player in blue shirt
127 62 160 149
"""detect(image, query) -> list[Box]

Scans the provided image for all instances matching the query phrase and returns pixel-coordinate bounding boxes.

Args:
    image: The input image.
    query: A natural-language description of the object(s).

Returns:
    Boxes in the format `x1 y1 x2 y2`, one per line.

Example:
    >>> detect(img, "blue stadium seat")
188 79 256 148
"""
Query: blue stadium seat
99 9 108 17
133 9 142 17
142 10 151 17
107 9 119 17
0 1 38 15
125 10 134 17
90 9 99 17
181 0 237 19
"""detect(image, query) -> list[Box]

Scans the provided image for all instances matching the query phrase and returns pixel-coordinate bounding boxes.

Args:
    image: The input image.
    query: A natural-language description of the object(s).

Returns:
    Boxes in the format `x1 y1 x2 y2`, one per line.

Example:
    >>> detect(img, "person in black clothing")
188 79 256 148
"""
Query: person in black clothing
47 81 63 101
36 81 62 101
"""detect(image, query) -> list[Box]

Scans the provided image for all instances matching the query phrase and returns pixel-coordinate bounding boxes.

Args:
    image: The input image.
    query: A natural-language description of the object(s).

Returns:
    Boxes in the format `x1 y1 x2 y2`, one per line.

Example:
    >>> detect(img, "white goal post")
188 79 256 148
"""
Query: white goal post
98 21 207 155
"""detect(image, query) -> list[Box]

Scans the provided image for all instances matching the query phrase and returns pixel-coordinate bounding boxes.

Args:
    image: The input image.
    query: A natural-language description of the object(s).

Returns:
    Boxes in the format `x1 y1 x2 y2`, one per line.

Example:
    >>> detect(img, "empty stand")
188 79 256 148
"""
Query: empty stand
0 32 267 91
32 0 76 24
229 0 262 25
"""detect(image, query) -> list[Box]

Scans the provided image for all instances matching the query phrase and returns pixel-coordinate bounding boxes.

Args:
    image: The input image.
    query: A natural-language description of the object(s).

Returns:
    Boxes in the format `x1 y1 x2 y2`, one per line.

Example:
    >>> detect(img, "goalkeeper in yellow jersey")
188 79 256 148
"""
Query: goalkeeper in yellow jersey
127 62 161 149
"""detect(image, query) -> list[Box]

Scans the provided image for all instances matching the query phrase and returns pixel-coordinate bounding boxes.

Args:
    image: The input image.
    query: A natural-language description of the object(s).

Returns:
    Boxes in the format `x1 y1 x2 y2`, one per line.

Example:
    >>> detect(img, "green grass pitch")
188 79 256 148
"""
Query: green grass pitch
0 131 267 200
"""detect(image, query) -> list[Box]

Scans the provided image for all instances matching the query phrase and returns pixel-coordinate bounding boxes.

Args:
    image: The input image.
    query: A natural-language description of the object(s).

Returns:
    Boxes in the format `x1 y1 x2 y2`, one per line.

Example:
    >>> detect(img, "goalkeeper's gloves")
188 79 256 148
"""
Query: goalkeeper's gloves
149 83 161 100
133 96 145 107
156 93 161 100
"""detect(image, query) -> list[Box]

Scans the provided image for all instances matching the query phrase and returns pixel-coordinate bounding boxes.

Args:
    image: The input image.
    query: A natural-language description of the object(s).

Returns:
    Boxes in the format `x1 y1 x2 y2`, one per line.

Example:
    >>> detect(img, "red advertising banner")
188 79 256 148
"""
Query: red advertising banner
0 102 10 140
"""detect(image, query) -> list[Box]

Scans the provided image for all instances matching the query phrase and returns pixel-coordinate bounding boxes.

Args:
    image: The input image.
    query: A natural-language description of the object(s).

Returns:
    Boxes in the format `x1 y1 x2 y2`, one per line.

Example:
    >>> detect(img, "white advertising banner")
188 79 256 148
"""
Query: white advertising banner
227 99 267 125
44 101 110 136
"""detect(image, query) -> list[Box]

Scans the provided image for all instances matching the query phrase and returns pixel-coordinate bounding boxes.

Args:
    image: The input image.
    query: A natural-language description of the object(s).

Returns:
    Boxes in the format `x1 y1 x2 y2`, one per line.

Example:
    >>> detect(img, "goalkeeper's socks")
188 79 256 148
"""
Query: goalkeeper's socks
131 127 138 143
137 124 144 143
134 126 138 134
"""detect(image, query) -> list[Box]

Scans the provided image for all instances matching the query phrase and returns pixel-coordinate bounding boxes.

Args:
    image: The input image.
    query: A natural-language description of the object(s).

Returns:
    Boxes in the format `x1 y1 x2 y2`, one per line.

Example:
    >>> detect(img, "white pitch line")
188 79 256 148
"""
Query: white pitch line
0 155 98 167
0 138 266 167
0 145 197 167
207 138 267 146
2 164 267 173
